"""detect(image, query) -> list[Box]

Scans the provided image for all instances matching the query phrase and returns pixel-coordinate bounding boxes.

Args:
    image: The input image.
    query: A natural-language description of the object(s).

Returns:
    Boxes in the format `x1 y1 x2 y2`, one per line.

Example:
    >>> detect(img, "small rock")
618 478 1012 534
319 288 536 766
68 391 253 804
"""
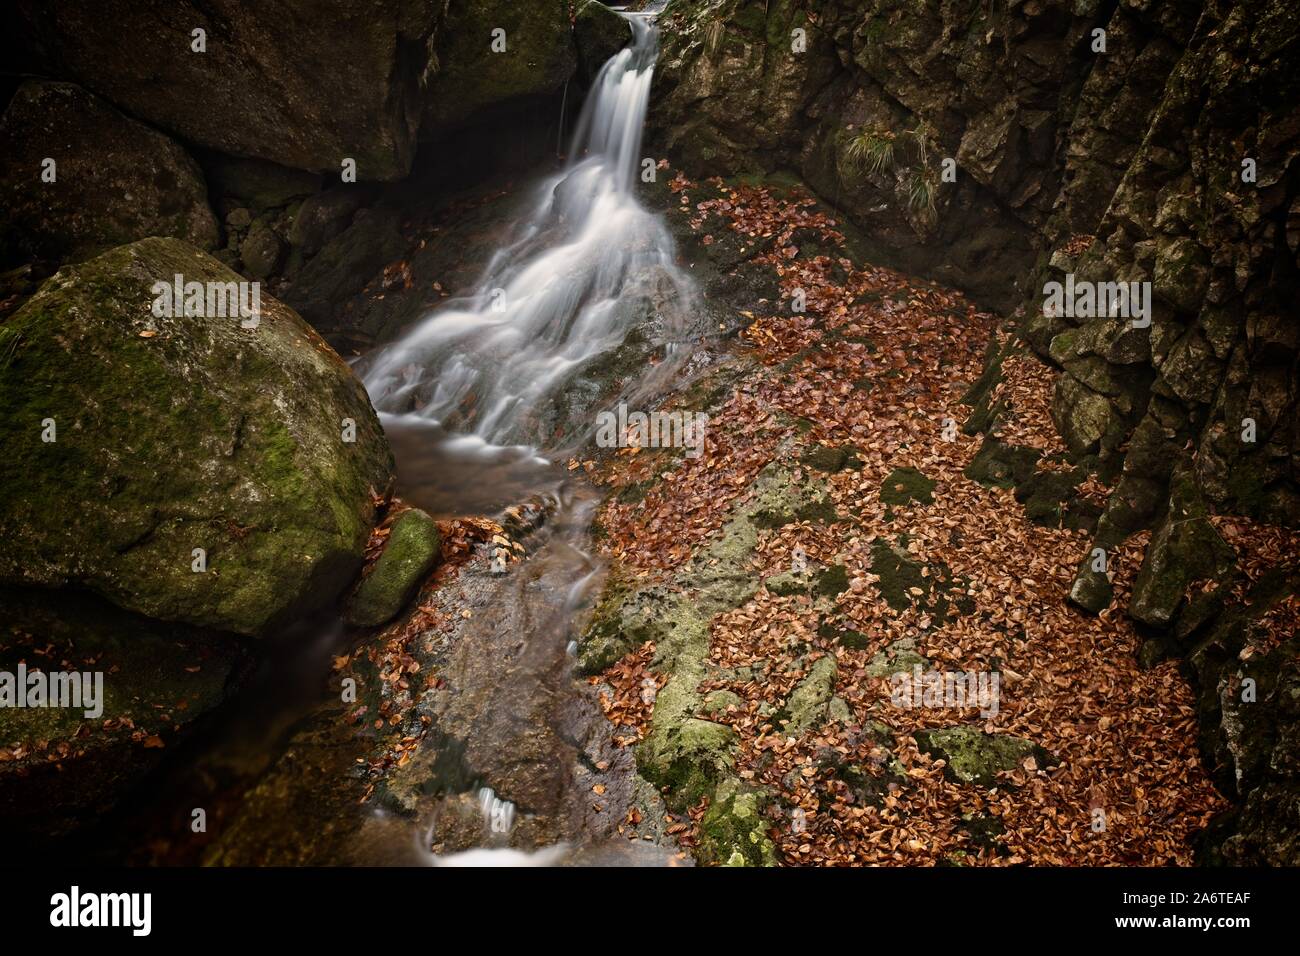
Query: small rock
240 218 284 278
347 509 442 628
783 656 837 734
914 727 1053 786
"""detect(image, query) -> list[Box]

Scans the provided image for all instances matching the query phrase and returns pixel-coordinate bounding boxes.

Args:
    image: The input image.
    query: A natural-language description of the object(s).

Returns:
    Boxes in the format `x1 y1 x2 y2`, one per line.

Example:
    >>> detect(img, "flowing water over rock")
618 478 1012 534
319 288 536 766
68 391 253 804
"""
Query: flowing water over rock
357 5 693 865
361 8 693 453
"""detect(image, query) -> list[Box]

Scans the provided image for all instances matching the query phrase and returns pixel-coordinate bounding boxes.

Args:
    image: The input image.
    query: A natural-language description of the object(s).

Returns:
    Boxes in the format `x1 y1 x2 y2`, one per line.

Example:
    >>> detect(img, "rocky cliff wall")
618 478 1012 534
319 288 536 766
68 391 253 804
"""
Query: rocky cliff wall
649 0 1300 864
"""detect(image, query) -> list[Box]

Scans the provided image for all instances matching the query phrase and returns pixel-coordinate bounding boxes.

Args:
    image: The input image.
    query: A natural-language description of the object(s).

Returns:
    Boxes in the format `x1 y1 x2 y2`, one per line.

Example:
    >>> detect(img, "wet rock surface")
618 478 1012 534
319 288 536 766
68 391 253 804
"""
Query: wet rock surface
575 1 634 83
203 491 683 865
422 0 576 138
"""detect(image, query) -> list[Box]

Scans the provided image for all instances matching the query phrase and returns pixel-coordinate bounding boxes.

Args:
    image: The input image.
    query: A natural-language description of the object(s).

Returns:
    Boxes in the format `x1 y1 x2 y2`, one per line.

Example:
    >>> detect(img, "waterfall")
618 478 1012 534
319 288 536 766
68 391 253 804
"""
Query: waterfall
360 9 693 455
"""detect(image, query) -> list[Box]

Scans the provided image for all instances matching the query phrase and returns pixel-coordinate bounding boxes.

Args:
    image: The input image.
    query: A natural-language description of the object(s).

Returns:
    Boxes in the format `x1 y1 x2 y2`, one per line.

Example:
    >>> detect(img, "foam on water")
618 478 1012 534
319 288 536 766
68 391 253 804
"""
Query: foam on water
361 10 692 456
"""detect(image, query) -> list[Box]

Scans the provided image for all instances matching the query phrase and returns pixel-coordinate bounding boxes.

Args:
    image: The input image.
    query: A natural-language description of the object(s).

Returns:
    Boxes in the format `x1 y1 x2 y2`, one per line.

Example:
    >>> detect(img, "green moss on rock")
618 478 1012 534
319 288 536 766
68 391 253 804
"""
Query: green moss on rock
575 1 631 83
964 440 1041 489
0 238 393 635
424 0 576 134
782 655 837 733
1068 560 1114 615
700 688 743 718
1130 466 1236 628
697 781 777 866
579 581 709 674
869 537 928 612
880 466 936 506
864 637 930 679
347 509 441 627
1051 373 1116 457
800 442 860 473
914 727 1052 786
637 672 737 810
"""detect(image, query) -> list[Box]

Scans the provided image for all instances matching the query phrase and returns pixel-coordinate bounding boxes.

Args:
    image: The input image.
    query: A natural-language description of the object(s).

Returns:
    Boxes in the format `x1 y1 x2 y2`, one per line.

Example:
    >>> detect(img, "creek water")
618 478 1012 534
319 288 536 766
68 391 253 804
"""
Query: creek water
358 5 692 863
361 4 693 466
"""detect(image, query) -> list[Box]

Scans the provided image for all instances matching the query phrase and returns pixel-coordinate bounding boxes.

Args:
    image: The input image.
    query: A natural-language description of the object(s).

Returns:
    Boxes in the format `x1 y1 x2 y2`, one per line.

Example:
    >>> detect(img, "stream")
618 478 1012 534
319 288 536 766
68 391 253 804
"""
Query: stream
364 3 689 866
352 2 703 866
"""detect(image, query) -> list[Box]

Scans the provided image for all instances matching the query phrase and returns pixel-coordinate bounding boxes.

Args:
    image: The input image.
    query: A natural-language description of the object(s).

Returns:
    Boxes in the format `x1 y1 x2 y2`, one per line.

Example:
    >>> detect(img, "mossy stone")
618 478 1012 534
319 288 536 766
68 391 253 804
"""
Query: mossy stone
1051 374 1115 456
697 782 777 866
1130 467 1236 628
423 0 576 134
1068 560 1114 615
782 655 837 733
700 689 743 719
964 439 1041 490
914 727 1052 786
575 1 632 83
579 582 709 675
0 237 393 635
765 563 847 600
801 442 860 473
880 467 936 506
869 538 929 612
637 678 737 810
865 638 930 679
347 509 441 628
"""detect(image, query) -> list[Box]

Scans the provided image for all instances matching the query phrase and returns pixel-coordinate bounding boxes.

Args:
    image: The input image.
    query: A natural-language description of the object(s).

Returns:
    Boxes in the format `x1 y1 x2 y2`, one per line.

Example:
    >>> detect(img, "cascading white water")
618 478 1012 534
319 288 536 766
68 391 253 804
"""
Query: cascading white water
355 9 695 865
361 9 693 454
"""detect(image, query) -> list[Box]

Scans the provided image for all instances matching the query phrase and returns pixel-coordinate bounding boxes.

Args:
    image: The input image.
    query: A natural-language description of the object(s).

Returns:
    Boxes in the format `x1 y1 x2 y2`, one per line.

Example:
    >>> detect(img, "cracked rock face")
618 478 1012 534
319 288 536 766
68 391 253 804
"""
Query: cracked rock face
648 0 1118 311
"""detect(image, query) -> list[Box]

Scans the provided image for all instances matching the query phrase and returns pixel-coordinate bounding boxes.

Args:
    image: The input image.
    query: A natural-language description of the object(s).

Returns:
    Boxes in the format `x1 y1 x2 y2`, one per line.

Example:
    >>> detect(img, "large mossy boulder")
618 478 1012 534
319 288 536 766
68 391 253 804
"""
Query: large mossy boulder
422 0 576 135
0 81 218 267
346 508 442 627
0 237 393 635
14 0 436 180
